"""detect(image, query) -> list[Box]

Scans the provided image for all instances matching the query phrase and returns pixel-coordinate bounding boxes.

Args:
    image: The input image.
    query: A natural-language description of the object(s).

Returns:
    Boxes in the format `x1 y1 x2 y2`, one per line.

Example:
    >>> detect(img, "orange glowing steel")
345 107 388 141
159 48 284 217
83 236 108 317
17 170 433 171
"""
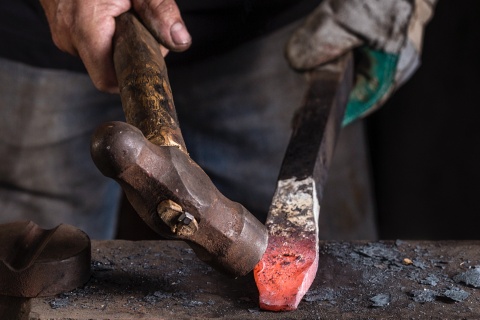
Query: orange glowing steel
254 236 318 311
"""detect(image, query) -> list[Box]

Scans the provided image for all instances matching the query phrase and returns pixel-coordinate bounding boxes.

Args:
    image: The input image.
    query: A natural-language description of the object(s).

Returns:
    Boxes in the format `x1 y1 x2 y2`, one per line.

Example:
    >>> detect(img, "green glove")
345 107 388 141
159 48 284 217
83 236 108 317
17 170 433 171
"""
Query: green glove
286 0 437 126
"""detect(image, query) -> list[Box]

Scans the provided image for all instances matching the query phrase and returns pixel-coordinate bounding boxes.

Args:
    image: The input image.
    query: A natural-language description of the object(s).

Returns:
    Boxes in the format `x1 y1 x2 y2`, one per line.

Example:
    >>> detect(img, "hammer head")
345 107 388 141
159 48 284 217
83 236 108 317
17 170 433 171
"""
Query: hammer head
91 121 268 276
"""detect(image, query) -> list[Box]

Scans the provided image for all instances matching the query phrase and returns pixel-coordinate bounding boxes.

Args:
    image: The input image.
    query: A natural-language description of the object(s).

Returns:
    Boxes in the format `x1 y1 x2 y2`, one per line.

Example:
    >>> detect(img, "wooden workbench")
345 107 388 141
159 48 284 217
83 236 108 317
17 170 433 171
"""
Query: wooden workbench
29 240 480 319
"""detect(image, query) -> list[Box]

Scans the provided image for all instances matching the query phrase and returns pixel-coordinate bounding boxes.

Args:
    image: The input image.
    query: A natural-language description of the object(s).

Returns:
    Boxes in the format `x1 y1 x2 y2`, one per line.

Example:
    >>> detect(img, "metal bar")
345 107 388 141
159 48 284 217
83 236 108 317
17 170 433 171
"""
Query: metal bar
254 53 354 311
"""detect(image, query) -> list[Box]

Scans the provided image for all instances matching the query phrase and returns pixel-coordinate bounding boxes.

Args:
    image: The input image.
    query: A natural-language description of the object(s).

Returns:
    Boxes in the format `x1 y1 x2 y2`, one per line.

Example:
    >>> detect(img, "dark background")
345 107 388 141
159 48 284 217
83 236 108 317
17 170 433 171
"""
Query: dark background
367 0 480 239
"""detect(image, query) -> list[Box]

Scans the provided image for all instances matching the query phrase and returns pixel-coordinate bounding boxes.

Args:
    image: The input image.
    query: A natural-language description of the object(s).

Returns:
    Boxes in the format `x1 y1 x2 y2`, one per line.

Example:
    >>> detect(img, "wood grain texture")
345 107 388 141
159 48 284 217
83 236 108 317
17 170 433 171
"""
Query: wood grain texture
113 12 186 152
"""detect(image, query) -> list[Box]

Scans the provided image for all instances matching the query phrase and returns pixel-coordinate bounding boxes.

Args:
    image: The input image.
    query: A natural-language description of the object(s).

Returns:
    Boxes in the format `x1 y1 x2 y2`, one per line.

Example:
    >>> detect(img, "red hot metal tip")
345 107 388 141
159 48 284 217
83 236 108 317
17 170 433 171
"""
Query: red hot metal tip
254 177 320 311
254 234 318 311
253 54 352 312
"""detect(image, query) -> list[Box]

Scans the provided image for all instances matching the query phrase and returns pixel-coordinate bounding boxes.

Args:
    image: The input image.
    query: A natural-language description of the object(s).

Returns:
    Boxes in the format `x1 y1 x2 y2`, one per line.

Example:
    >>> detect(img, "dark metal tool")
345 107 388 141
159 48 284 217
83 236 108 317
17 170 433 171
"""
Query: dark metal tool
254 53 354 311
90 12 268 276
0 221 91 320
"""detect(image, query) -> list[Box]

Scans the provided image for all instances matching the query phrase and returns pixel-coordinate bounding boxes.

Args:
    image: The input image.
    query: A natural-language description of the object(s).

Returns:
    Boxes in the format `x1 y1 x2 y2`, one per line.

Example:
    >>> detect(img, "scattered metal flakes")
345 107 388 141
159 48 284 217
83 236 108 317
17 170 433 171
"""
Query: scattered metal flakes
182 300 204 308
412 260 428 270
370 294 391 307
430 259 449 269
453 267 480 288
91 260 114 272
325 241 475 310
420 274 439 287
443 288 470 302
357 243 399 262
407 271 421 282
48 296 69 309
330 242 406 272
36 241 480 318
303 287 338 303
410 289 437 303
143 291 173 304
207 300 215 306
153 291 173 299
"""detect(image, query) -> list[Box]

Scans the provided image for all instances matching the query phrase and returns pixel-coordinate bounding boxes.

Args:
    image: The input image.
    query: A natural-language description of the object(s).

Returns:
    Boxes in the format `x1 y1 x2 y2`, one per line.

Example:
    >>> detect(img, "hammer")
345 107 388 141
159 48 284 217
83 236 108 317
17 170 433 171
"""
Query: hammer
90 12 268 276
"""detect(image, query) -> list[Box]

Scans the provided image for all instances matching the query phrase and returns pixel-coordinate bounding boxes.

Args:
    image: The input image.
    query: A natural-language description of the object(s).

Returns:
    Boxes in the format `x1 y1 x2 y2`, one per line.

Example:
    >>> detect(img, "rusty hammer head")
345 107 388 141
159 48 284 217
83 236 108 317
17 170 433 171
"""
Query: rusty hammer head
90 12 267 276
91 121 268 276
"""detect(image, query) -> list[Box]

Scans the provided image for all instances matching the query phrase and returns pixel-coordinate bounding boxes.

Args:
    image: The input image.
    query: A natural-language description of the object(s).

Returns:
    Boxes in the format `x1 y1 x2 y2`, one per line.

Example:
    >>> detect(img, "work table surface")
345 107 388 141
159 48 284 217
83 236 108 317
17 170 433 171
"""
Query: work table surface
30 240 480 319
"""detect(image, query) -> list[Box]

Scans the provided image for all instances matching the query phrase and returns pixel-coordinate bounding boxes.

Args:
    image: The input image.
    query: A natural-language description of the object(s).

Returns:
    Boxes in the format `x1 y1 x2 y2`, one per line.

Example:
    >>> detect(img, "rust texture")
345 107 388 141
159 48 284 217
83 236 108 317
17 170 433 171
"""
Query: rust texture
91 122 267 276
255 53 354 311
91 12 268 276
30 240 480 319
0 221 90 320
0 221 91 298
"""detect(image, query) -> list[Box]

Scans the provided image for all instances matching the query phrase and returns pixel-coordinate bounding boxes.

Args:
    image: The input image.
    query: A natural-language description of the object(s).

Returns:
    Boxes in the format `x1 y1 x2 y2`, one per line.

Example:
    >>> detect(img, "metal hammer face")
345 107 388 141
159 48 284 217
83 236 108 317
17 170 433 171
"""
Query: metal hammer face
91 121 267 276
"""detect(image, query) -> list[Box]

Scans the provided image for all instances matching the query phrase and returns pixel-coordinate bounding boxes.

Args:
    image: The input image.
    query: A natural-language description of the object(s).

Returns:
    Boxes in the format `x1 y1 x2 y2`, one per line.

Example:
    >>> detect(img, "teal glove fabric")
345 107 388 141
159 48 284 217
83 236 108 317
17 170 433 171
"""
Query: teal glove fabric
343 48 398 126
286 0 437 125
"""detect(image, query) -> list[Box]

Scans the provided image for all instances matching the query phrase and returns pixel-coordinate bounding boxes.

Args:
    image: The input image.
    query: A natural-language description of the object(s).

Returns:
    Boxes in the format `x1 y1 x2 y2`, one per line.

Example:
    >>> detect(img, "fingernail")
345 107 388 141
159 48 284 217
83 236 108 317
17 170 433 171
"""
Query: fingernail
171 22 191 46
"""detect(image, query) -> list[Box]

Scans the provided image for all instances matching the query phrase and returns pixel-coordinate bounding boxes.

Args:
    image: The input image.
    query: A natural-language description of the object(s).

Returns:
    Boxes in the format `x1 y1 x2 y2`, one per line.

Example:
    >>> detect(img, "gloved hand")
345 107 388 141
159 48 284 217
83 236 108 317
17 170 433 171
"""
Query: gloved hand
286 0 437 125
39 0 191 93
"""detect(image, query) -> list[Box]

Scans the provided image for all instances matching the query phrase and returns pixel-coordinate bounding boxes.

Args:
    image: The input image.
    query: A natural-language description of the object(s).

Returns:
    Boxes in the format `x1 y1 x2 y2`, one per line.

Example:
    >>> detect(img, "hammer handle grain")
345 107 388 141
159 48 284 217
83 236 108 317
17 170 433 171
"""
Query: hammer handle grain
113 12 187 152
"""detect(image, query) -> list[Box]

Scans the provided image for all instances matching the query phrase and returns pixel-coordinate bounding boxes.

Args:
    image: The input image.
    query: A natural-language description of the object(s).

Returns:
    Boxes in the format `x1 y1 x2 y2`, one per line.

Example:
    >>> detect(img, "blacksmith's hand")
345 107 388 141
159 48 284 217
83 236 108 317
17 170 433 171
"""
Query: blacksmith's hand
39 0 191 93
286 0 436 125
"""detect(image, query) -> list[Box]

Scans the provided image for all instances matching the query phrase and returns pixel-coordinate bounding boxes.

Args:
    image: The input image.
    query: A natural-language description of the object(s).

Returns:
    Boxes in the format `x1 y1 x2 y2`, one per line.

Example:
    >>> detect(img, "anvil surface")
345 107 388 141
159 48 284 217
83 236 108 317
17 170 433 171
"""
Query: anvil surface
30 240 480 319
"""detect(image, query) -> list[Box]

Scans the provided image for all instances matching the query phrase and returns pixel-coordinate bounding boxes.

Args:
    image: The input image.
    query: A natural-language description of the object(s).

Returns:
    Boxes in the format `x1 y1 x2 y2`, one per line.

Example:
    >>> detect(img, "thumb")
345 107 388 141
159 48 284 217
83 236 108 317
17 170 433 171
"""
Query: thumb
133 0 191 52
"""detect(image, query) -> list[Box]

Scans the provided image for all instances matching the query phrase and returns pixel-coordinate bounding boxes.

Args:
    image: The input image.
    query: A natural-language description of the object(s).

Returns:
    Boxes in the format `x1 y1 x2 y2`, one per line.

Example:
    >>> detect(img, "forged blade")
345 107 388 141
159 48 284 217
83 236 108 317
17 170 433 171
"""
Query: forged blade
254 53 354 311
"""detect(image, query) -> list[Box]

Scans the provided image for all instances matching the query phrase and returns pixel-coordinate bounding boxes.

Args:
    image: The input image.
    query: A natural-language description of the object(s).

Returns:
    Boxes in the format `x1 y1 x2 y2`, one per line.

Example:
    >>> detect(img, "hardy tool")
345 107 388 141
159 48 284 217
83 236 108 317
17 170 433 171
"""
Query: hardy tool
90 12 268 276
254 53 354 311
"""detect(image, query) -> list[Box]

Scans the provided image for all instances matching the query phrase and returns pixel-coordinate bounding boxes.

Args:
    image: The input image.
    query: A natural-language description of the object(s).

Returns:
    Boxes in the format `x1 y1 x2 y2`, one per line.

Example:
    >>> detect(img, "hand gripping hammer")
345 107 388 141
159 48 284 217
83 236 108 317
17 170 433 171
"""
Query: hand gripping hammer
90 12 268 276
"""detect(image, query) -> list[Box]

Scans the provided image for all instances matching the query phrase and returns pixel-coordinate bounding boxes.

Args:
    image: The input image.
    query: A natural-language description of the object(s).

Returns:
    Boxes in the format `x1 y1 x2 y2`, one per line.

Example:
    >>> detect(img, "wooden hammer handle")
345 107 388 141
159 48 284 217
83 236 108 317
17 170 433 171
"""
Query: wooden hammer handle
113 12 186 152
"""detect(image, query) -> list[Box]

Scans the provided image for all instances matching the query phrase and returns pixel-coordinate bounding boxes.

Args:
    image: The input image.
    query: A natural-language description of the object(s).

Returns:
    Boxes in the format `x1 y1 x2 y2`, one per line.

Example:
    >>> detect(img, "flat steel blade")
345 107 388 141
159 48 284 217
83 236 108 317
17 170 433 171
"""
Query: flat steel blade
254 53 354 311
